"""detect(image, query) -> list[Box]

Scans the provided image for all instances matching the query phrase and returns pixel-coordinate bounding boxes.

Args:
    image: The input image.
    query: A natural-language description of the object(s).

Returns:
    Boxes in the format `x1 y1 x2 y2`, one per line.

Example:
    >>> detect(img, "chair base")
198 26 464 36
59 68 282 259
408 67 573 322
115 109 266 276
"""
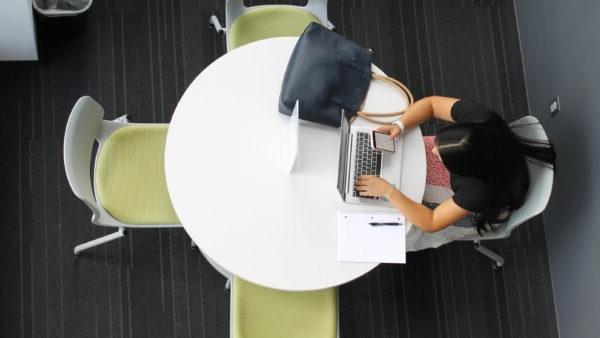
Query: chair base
209 14 226 33
191 244 232 290
473 240 505 270
113 114 130 123
74 227 127 256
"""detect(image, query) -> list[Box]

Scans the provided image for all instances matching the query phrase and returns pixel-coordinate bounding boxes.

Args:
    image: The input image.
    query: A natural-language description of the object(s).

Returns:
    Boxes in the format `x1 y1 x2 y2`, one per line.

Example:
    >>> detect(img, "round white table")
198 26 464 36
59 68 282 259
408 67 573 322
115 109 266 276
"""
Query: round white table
165 37 426 291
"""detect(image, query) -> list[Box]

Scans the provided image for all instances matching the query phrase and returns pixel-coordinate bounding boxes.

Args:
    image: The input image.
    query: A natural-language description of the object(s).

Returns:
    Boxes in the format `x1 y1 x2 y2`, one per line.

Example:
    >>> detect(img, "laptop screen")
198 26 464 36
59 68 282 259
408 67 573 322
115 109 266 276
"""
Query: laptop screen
337 110 352 200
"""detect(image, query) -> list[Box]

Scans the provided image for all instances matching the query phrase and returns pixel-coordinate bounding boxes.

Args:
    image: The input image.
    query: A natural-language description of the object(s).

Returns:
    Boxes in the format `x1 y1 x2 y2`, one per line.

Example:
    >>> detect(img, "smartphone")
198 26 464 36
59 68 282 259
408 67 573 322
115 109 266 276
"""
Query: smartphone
371 131 395 152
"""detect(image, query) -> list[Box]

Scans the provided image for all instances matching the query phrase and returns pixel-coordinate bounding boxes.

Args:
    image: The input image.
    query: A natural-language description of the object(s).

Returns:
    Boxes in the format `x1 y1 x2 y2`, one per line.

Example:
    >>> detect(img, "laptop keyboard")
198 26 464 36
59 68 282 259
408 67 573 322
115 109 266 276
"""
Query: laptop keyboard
353 132 382 199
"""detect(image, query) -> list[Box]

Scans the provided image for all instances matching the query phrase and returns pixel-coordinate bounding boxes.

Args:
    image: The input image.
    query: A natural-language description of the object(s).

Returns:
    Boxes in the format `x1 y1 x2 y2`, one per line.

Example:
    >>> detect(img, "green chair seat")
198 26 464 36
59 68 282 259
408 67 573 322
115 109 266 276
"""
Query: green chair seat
229 6 320 50
95 125 179 224
232 277 337 338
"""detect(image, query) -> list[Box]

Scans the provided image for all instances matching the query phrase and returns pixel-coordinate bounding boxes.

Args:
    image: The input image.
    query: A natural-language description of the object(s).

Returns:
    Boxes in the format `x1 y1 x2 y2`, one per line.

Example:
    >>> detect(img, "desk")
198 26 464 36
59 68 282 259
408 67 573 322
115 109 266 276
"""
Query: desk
165 37 426 291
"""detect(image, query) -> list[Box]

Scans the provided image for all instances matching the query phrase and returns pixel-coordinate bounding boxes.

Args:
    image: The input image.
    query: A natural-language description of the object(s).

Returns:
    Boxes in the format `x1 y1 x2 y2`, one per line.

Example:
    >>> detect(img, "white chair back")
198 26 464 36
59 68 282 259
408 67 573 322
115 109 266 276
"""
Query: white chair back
461 116 554 241
63 96 104 218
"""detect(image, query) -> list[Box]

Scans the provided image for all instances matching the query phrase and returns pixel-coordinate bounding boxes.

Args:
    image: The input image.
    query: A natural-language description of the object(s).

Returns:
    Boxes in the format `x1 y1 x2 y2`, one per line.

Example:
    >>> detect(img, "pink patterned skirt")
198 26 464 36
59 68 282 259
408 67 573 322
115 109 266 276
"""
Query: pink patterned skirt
423 136 453 204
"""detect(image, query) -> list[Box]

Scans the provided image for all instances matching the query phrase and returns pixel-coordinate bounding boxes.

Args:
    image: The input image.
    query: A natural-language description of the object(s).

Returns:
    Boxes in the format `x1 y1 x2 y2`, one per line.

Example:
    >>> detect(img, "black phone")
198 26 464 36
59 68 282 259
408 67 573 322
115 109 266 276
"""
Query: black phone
371 131 395 152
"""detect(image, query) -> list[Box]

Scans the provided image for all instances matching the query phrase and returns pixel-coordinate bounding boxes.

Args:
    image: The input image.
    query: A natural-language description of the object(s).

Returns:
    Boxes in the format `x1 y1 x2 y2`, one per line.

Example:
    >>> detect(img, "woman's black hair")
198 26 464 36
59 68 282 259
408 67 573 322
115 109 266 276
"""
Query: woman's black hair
435 119 555 233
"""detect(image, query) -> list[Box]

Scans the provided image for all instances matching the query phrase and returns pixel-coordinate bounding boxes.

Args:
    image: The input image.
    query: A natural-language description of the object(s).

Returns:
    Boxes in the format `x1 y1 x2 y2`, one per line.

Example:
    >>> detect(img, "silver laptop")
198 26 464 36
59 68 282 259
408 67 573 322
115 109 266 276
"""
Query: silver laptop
337 110 403 206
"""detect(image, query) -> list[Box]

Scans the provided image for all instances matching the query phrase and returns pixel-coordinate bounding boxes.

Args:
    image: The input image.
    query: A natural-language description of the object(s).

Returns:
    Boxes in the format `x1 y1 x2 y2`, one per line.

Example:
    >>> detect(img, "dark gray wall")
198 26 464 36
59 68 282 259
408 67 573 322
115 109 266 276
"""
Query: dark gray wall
514 0 600 337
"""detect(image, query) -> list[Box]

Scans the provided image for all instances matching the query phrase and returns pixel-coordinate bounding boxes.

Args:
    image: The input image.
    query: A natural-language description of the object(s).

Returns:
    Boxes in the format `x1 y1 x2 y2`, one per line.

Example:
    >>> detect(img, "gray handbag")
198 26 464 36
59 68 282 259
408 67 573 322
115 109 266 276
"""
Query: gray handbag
279 22 413 127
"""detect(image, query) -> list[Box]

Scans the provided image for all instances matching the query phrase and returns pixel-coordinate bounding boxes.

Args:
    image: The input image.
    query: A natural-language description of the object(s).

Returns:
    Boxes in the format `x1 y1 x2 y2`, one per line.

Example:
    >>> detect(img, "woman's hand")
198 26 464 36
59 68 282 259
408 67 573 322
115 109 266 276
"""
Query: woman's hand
355 175 396 198
376 124 402 139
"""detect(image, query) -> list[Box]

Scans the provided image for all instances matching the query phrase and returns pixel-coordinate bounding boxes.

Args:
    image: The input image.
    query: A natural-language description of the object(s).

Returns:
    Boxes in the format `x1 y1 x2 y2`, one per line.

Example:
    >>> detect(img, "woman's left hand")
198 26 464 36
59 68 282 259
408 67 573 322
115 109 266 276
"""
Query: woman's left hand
355 175 395 198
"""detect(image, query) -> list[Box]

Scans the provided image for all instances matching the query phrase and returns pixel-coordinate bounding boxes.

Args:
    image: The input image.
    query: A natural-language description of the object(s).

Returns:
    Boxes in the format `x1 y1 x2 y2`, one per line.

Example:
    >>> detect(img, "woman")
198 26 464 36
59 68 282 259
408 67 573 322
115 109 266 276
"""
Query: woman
355 96 555 240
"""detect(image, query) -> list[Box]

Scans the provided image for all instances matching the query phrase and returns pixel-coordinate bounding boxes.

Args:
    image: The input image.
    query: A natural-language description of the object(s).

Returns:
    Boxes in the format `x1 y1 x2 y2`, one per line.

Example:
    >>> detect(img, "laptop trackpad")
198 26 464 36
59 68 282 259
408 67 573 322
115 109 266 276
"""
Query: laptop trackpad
380 151 402 187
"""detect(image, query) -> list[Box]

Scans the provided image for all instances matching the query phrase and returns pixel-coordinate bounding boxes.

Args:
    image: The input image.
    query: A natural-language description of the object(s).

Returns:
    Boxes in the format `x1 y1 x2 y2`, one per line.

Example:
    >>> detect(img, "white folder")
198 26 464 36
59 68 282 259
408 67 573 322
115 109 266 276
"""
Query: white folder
338 211 406 263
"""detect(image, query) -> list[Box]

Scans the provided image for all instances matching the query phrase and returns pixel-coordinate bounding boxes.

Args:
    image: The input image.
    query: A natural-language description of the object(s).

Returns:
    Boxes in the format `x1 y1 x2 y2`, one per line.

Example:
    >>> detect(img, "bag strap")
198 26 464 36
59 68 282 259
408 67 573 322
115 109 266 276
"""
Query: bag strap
356 73 414 125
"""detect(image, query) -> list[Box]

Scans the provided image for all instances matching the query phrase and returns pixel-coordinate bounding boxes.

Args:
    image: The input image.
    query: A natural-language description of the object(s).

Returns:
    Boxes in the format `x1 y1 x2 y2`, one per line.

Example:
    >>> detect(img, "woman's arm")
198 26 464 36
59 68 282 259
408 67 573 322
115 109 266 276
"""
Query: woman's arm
355 176 469 232
386 189 469 232
379 96 460 137
401 96 458 129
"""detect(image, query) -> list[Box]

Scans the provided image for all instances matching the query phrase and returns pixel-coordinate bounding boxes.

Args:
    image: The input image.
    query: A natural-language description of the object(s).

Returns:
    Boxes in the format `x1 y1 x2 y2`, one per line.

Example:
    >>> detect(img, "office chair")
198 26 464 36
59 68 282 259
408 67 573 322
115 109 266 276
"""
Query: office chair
64 96 182 256
230 276 338 338
459 116 554 269
209 0 334 51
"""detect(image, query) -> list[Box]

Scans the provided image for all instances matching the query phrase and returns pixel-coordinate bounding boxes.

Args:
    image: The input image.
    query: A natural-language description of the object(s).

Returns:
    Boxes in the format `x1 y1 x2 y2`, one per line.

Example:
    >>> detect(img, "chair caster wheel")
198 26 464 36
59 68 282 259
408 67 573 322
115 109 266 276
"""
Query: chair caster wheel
492 263 502 271
122 229 128 236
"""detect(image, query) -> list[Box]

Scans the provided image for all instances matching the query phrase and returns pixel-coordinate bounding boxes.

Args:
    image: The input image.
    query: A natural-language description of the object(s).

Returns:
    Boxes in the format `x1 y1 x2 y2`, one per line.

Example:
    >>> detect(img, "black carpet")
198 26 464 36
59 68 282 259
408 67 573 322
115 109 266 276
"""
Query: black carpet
0 0 558 337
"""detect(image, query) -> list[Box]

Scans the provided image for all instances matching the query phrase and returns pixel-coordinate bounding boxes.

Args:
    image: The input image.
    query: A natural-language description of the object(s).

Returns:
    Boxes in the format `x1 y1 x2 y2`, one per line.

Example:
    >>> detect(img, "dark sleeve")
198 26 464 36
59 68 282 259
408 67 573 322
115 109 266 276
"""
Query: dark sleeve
451 179 494 212
451 100 502 124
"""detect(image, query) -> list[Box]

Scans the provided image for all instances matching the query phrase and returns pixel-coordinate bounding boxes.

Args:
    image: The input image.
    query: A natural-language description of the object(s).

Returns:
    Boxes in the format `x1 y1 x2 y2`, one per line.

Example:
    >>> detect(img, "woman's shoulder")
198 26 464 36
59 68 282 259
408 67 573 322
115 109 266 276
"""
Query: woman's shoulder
451 100 503 124
450 174 495 213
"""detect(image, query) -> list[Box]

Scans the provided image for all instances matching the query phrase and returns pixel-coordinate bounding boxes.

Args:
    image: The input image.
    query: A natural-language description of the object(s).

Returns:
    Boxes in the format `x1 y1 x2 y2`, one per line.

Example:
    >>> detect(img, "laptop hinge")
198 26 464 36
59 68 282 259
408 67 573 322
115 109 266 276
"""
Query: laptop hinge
345 133 354 197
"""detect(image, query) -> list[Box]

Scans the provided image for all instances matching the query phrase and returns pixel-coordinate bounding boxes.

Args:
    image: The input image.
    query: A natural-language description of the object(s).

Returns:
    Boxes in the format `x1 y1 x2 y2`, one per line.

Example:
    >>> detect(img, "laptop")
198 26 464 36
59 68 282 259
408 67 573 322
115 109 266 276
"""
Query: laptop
337 110 403 206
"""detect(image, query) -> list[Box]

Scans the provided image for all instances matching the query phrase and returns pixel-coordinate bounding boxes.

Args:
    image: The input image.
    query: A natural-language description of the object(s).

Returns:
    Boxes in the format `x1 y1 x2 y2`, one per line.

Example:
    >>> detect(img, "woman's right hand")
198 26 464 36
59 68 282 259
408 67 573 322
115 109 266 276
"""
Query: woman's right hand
376 124 402 139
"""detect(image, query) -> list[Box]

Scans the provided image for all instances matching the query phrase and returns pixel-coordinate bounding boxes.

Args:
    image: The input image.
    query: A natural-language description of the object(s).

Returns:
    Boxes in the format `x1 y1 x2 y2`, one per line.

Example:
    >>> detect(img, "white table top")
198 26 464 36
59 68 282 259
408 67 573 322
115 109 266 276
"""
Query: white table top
165 37 426 291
